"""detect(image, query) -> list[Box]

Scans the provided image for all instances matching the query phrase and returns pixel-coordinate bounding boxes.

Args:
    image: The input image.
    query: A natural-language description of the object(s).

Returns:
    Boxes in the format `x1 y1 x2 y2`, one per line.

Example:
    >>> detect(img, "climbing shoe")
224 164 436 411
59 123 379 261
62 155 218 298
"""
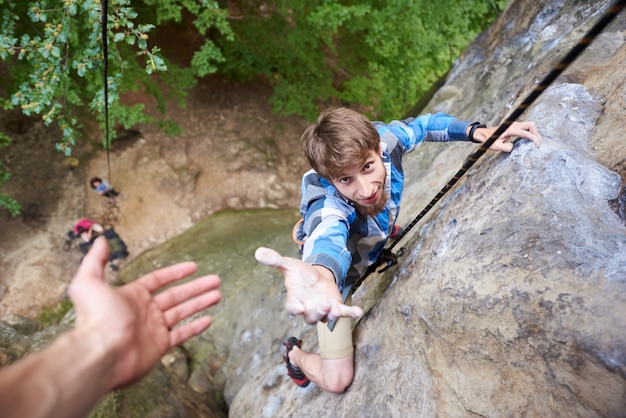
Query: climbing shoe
283 337 310 387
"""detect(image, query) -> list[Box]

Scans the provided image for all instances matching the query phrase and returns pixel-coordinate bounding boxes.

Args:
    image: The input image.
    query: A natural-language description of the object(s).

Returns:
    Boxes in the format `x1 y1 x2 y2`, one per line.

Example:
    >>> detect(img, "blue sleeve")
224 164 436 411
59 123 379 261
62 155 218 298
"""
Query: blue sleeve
301 194 357 284
375 112 474 153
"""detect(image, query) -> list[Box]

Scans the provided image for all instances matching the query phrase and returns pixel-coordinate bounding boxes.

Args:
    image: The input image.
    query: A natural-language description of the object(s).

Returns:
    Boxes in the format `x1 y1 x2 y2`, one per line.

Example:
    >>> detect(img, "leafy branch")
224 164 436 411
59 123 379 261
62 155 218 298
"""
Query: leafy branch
0 0 233 215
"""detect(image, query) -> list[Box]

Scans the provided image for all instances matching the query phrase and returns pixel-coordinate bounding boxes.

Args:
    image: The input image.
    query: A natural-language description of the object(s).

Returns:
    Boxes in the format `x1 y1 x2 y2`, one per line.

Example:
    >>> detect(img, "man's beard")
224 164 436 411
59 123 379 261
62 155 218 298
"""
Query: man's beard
354 191 388 217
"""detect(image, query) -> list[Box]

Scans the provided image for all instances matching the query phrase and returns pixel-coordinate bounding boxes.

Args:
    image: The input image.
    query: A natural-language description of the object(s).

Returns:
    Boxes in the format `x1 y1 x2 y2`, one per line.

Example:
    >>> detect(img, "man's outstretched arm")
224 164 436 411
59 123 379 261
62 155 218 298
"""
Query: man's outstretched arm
0 237 222 418
255 247 363 325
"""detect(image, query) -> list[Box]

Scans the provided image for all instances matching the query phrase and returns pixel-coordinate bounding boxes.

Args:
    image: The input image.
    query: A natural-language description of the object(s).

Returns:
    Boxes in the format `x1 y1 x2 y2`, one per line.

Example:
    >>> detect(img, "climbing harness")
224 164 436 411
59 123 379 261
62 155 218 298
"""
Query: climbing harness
327 0 626 331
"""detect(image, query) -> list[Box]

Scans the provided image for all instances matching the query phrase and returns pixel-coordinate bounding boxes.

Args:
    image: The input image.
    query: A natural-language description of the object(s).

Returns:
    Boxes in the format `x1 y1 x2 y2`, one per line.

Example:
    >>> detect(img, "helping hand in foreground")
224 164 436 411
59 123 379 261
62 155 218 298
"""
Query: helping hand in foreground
0 237 222 418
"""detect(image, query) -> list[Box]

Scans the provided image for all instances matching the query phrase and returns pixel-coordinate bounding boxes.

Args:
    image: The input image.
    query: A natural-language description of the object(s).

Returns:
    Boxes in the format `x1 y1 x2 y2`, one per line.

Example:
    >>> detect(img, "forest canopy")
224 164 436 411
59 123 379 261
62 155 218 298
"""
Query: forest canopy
0 0 507 214
218 0 508 120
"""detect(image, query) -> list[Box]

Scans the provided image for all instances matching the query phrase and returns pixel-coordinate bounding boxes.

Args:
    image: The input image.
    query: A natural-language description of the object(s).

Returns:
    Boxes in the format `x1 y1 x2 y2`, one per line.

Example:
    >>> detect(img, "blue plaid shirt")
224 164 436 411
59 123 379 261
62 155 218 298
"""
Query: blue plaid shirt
297 112 472 292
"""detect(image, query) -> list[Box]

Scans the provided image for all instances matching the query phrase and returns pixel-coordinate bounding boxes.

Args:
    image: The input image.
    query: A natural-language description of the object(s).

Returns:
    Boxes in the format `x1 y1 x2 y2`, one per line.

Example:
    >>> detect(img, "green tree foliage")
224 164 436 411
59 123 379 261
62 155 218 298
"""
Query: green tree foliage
0 131 19 216
0 0 233 214
0 0 233 152
0 0 506 216
217 0 508 120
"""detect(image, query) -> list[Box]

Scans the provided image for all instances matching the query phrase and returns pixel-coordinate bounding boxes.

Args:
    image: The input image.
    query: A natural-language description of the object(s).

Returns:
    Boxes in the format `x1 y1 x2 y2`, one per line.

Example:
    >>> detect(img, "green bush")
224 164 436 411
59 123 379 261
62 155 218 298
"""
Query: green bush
216 0 508 120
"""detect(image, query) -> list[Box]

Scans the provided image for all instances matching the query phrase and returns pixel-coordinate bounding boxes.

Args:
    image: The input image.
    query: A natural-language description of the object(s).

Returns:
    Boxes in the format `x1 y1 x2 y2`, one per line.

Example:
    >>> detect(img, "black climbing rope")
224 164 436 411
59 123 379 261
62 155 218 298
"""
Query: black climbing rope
97 0 125 227
101 0 112 187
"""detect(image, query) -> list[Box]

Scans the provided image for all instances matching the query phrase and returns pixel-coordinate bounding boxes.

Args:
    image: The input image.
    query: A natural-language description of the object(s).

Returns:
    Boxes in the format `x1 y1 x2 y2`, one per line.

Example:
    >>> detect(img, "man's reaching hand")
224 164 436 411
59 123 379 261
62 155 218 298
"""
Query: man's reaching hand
255 247 363 324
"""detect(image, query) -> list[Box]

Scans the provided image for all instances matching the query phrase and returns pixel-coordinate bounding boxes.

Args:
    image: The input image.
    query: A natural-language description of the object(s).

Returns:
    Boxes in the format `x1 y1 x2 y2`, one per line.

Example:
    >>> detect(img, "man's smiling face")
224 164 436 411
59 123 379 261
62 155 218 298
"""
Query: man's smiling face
331 147 387 217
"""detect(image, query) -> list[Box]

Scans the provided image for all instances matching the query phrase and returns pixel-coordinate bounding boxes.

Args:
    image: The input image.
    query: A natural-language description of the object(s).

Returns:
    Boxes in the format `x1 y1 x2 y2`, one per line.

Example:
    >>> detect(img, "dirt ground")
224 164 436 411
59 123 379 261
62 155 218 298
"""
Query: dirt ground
0 75 310 318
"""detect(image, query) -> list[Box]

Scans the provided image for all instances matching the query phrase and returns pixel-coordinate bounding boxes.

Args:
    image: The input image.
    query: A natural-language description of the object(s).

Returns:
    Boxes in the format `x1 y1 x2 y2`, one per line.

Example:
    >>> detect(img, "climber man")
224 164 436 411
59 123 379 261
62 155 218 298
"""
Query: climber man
89 176 120 202
256 107 541 393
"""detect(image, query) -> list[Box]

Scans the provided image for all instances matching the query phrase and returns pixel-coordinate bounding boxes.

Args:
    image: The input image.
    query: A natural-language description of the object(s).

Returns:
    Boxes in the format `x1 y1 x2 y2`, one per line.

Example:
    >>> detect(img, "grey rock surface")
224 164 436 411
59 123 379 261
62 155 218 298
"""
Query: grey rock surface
228 0 626 416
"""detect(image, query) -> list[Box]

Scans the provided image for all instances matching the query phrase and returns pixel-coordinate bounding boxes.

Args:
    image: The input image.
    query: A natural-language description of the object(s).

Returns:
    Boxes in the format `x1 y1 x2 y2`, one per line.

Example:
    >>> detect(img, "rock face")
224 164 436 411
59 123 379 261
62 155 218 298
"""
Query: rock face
225 0 626 416
114 0 626 416
3 0 626 416
345 85 625 417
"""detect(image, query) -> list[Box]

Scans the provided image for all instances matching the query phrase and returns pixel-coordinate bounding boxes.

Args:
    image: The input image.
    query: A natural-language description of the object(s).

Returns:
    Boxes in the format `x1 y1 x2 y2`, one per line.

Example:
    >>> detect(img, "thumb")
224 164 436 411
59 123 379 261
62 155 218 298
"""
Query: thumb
255 247 285 269
69 237 110 293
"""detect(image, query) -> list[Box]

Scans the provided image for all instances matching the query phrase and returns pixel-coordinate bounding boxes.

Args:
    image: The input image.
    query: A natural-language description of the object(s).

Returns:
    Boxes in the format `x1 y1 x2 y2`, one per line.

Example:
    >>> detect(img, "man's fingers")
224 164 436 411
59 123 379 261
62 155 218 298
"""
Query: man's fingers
162 288 222 328
289 299 332 325
511 127 542 148
298 303 363 324
136 261 199 293
302 306 330 325
526 131 542 148
80 236 110 271
502 122 542 149
255 247 285 269
156 274 222 313
328 304 363 321
256 246 362 324
69 237 110 297
489 141 514 153
519 121 541 137
285 299 306 316
169 316 213 347
155 274 221 310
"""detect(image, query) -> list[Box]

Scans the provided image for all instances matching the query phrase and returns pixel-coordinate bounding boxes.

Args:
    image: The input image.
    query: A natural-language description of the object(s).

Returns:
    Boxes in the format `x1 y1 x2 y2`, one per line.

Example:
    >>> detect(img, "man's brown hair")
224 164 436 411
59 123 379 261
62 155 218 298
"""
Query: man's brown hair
301 108 380 180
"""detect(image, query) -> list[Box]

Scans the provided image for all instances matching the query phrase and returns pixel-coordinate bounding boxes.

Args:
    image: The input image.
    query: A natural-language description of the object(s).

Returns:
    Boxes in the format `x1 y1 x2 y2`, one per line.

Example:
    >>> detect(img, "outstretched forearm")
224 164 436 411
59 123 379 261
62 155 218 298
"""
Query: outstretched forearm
0 327 114 418
0 237 221 418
